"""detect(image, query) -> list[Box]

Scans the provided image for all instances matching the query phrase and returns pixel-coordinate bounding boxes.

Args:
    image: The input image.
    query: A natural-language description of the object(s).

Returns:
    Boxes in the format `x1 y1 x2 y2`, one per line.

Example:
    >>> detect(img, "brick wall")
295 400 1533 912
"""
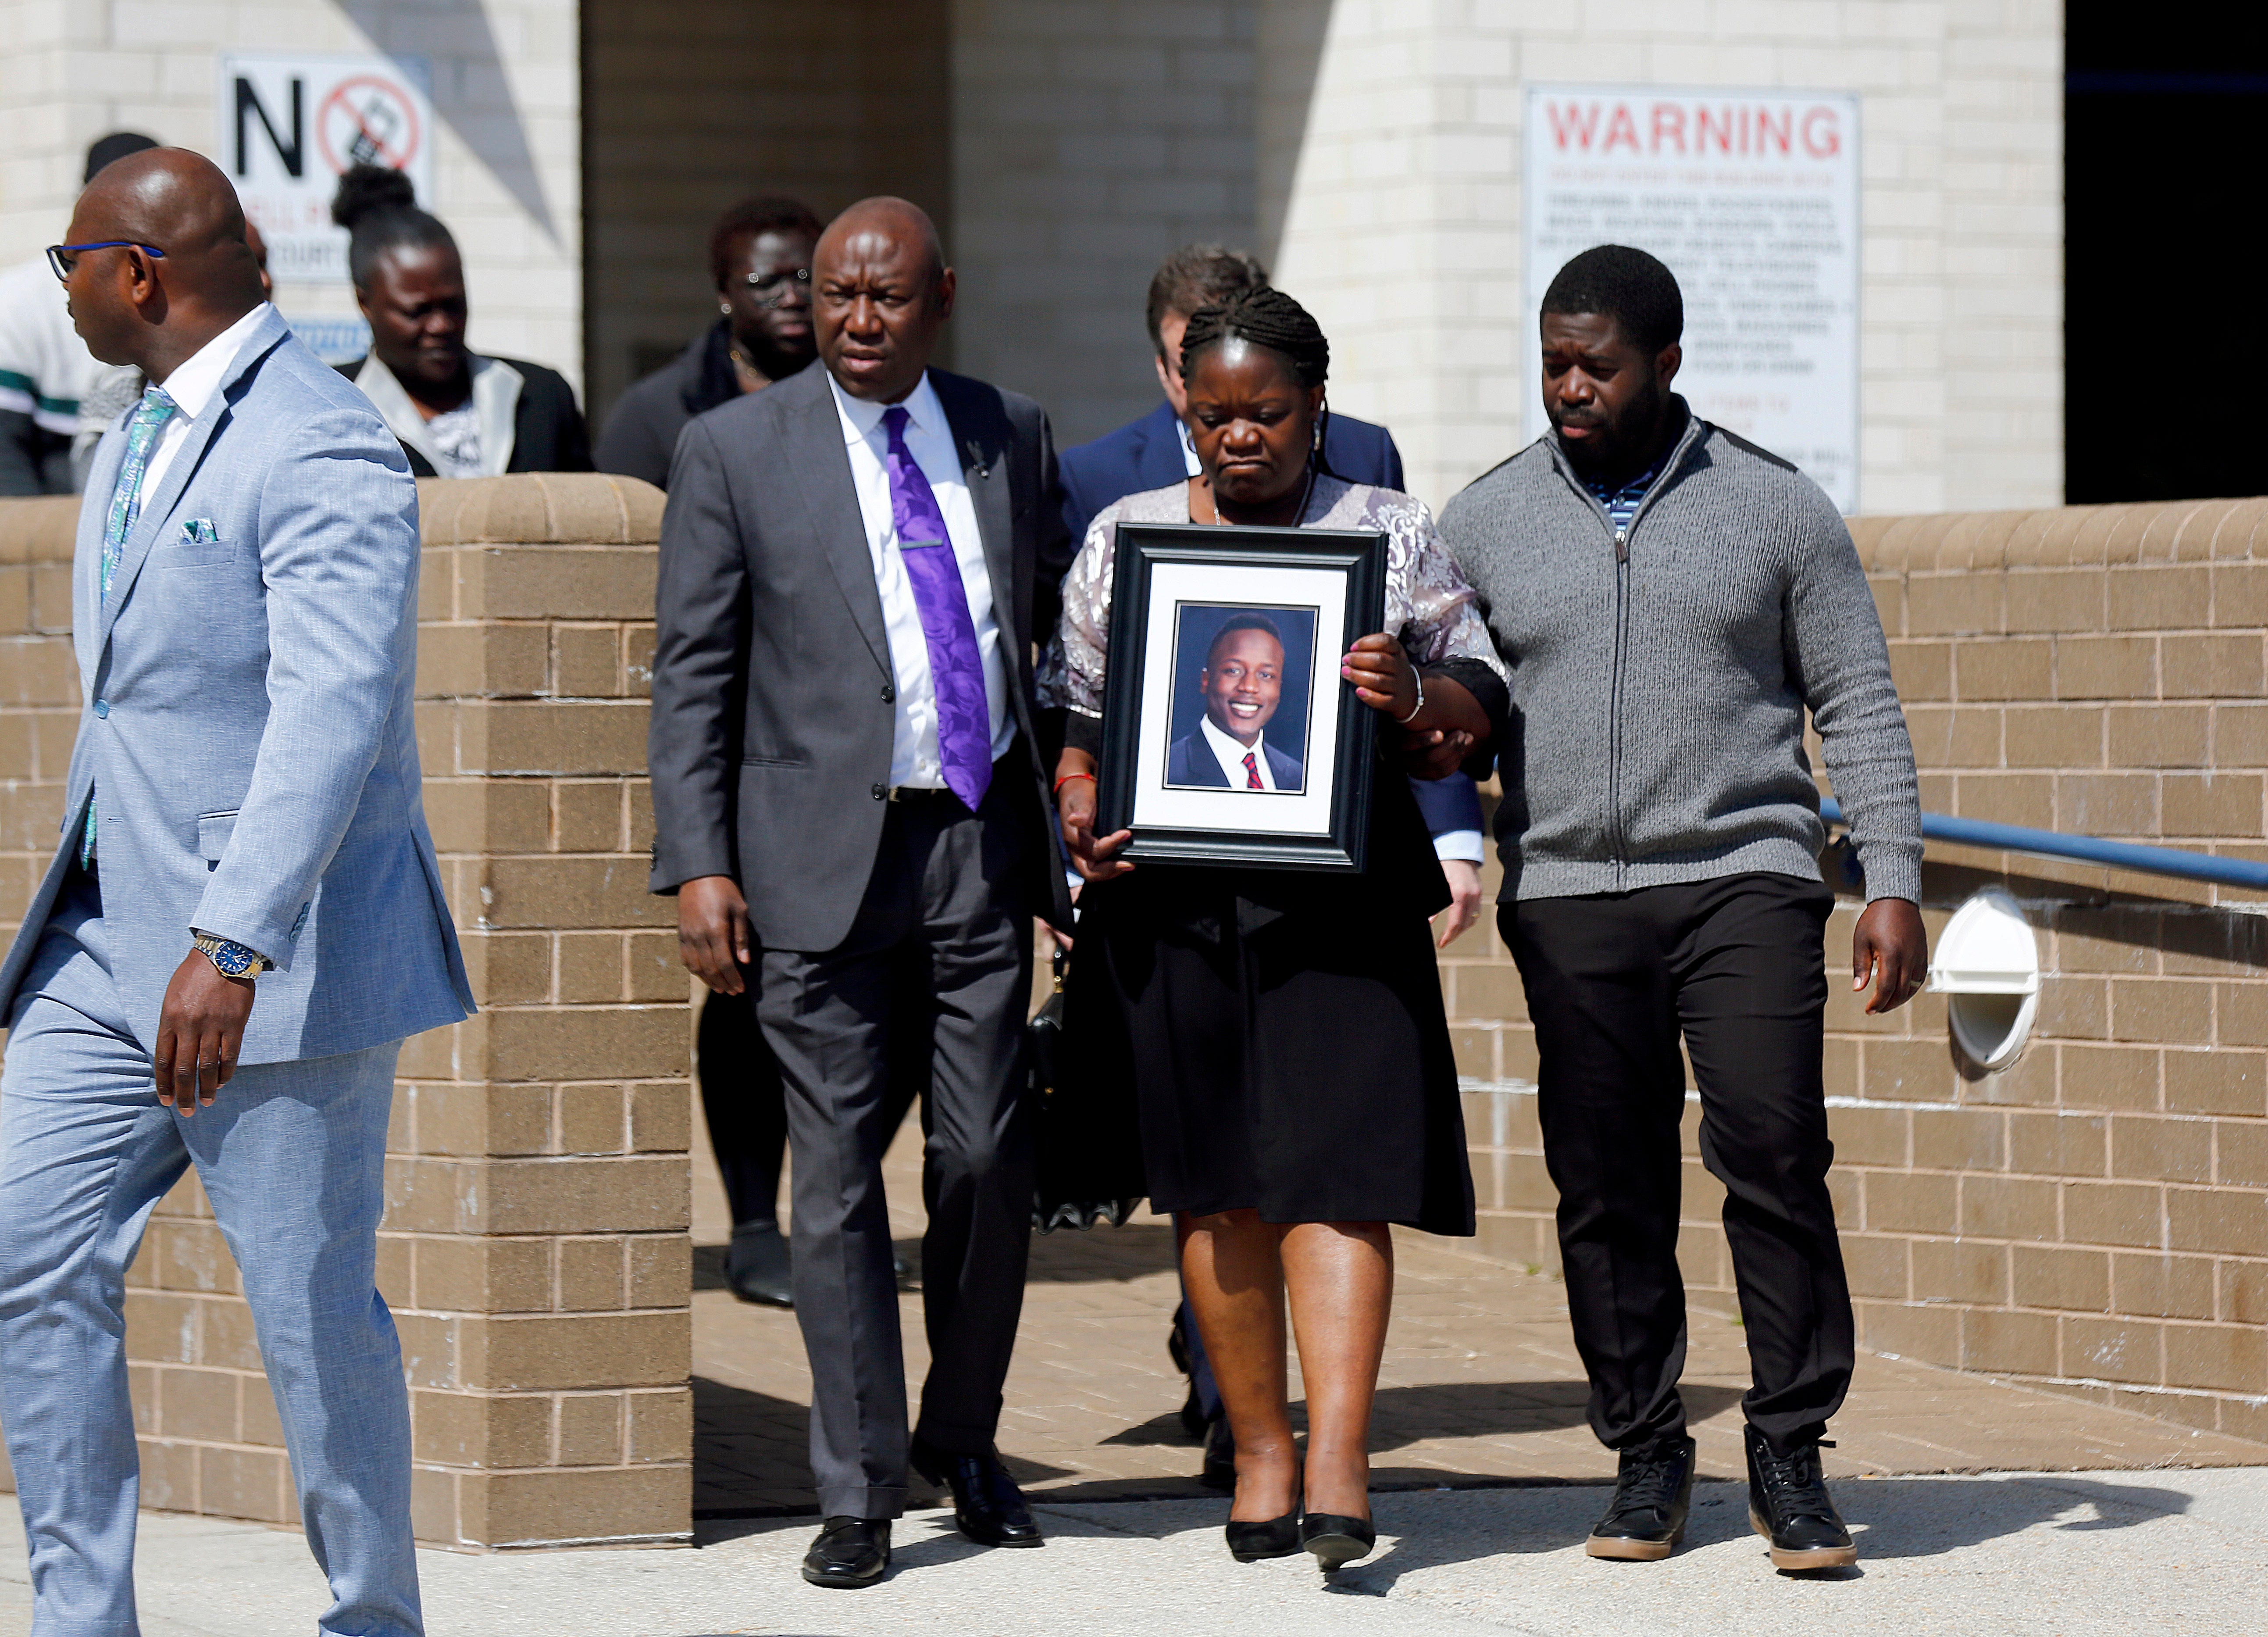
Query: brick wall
0 475 693 1549
1449 497 2268 1446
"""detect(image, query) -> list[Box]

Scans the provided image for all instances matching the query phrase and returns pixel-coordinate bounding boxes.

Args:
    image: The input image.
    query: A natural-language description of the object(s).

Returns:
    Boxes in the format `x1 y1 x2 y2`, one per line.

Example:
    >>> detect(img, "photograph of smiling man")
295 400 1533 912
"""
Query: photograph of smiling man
1164 607 1312 793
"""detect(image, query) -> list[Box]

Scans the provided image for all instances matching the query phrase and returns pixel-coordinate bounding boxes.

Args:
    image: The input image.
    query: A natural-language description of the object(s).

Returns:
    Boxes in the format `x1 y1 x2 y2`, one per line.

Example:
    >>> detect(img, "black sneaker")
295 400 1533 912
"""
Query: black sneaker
1586 1433 1696 1561
1745 1426 1858 1572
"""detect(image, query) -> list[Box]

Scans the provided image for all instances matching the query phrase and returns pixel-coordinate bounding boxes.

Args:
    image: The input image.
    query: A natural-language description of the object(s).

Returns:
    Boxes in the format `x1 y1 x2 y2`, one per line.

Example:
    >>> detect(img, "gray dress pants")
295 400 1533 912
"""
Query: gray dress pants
757 777 1034 1519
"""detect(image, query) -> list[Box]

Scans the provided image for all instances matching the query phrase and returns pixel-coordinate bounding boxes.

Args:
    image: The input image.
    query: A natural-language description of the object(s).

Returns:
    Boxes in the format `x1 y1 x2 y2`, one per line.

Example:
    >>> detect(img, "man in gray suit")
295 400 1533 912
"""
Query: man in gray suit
651 196 1072 1588
0 150 472 1636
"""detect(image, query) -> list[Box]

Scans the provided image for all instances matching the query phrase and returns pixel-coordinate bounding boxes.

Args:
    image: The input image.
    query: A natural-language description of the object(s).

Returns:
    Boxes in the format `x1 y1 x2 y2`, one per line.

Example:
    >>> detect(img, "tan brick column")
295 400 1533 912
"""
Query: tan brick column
0 477 693 1550
396 475 690 1548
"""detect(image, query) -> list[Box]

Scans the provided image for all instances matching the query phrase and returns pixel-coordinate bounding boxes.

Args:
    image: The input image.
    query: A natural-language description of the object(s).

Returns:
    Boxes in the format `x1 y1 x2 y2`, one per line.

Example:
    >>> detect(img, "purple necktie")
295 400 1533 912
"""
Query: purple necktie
881 405 991 810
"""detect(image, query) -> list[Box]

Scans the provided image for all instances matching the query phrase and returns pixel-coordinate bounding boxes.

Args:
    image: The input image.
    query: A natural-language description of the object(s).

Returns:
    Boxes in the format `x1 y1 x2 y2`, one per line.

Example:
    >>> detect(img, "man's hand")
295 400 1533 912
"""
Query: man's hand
154 952 255 1114
1434 858 1484 950
678 875 752 994
1853 897 1928 1015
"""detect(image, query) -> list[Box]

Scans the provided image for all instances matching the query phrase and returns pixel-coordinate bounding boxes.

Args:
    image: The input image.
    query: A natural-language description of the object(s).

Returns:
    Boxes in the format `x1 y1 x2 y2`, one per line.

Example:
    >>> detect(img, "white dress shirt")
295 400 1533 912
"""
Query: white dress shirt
141 302 275 497
826 369 1013 789
1201 714 1277 791
1175 414 1202 477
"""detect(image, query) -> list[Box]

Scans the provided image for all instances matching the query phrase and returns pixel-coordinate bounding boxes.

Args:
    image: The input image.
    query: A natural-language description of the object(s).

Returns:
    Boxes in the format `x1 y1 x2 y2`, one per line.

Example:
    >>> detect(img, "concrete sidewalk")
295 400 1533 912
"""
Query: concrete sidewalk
8 1095 2264 1635
690 1125 2268 1517
9 1466 2268 1636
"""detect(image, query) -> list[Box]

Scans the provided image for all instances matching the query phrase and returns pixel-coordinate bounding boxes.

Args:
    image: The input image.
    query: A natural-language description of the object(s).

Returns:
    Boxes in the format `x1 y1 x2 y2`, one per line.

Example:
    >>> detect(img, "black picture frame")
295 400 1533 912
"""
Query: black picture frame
1096 522 1388 871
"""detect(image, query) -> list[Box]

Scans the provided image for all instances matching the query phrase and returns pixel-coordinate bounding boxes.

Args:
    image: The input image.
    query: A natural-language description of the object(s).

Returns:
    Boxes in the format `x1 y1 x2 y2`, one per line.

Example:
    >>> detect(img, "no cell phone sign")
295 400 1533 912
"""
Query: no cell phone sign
220 53 435 284
317 75 424 176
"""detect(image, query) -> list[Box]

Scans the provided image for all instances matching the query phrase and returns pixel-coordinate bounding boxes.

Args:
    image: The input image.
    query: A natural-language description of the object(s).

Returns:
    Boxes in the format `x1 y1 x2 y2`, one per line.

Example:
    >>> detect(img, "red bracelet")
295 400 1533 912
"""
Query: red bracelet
1054 771 1098 797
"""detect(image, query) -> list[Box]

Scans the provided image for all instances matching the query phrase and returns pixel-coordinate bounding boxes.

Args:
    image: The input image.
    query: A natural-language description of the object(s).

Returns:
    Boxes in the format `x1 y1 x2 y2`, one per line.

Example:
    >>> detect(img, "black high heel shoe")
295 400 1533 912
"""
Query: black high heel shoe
1224 1478 1303 1562
1225 1509 1302 1562
1300 1511 1376 1571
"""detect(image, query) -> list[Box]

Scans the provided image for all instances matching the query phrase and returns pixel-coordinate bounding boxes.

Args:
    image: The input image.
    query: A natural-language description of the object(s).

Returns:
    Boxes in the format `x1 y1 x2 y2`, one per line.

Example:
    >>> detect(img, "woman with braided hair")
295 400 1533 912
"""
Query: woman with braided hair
1042 286 1508 1570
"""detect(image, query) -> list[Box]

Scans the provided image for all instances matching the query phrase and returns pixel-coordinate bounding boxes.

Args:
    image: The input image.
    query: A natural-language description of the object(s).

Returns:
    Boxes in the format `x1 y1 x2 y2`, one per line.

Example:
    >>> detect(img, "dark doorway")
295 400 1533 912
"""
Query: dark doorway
578 0 952 432
2066 10 2268 502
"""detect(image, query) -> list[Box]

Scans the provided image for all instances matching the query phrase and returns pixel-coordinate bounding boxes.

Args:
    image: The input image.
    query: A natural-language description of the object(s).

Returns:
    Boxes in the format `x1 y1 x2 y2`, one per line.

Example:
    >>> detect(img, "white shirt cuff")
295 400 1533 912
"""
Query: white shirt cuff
1432 829 1484 865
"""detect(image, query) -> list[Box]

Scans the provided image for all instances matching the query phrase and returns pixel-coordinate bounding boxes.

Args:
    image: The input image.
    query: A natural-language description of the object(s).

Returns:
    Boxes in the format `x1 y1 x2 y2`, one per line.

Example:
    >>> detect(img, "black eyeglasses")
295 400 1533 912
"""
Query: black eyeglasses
46 241 167 282
738 266 811 306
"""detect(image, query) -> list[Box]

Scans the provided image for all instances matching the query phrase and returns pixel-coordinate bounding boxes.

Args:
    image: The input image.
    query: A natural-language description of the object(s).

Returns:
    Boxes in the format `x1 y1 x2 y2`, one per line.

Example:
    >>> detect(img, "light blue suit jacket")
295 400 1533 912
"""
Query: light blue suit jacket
0 307 473 1063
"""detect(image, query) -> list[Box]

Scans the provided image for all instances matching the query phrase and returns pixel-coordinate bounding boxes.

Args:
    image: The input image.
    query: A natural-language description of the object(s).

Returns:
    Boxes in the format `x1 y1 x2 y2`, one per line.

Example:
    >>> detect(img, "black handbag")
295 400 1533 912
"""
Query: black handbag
1029 951 1145 1233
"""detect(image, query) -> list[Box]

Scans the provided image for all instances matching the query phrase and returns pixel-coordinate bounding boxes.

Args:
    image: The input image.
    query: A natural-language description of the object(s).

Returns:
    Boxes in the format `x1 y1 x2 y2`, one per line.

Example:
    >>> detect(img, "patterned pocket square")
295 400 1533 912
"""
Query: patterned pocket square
181 518 220 544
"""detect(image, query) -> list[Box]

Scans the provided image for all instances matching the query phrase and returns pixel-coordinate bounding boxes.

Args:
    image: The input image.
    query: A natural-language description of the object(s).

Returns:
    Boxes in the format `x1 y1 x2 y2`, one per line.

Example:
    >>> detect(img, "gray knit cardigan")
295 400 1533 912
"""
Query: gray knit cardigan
1438 407 1924 904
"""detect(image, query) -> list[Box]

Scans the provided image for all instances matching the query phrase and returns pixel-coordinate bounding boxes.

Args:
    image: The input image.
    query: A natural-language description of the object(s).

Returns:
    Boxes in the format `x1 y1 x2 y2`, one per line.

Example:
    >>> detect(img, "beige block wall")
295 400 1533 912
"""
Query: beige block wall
950 0 1260 449
0 476 692 1549
580 0 952 427
0 0 583 387
1266 0 2064 513
1448 498 2268 1446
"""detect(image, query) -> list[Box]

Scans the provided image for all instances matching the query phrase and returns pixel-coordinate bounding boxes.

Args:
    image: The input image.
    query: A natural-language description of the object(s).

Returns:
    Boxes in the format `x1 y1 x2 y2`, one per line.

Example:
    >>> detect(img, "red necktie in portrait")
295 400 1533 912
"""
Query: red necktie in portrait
1243 751 1263 790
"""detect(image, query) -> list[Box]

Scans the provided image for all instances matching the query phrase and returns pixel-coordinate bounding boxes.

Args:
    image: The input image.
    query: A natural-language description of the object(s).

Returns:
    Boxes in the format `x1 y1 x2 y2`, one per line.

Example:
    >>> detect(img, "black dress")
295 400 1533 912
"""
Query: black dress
1065 720 1492 1237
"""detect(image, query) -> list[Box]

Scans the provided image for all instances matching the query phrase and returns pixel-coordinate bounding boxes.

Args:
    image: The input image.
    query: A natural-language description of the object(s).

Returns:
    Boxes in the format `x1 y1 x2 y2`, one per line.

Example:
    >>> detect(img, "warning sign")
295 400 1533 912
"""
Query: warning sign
218 54 435 285
1523 84 1862 511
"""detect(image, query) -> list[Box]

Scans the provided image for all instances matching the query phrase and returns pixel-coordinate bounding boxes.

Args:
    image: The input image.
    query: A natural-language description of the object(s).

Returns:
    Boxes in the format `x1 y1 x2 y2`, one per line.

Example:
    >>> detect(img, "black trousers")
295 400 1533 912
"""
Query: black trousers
757 776 1035 1519
1504 872 1853 1456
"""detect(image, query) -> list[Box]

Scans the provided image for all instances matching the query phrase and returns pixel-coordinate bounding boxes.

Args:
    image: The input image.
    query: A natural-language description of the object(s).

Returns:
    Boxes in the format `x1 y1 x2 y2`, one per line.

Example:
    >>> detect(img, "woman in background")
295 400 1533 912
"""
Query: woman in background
332 164 590 478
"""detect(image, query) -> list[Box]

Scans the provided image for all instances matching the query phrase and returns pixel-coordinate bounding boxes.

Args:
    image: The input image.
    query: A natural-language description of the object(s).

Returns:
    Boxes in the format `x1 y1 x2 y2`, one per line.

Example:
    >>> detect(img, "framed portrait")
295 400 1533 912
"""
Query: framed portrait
1096 522 1387 871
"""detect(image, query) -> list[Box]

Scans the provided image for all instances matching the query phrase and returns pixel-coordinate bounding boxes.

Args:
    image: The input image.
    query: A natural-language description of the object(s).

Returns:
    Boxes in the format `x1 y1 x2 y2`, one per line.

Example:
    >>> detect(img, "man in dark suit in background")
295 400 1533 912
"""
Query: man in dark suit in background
1060 243 1486 1484
650 197 1072 1590
1058 244 1402 546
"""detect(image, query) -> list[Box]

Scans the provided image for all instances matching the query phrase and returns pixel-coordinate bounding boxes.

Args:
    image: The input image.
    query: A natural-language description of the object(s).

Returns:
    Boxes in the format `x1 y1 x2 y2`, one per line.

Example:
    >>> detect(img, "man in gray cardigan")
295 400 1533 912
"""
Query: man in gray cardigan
1441 246 1927 1574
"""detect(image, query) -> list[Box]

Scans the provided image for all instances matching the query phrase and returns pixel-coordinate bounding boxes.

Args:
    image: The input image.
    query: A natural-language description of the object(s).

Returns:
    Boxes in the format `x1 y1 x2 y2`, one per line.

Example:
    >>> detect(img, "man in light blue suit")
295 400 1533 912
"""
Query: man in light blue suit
0 149 471 1637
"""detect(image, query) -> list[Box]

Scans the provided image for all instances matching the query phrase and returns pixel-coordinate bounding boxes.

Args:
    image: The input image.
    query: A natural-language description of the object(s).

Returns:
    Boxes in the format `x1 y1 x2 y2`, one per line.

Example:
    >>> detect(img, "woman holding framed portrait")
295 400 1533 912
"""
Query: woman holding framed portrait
1042 287 1509 1572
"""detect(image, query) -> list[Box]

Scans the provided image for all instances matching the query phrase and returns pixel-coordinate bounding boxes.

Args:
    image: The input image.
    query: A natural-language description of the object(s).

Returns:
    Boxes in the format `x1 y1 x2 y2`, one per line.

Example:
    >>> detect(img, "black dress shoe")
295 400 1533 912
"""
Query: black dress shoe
910 1438 1044 1548
1199 1415 1236 1491
724 1222 793 1307
1745 1426 1858 1572
1225 1509 1301 1562
1299 1512 1376 1571
1587 1432 1696 1561
801 1516 890 1588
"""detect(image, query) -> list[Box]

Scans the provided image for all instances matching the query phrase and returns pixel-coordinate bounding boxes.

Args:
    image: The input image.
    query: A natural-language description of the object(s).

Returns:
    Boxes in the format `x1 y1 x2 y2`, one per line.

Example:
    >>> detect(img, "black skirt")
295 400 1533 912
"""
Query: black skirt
1066 859 1476 1237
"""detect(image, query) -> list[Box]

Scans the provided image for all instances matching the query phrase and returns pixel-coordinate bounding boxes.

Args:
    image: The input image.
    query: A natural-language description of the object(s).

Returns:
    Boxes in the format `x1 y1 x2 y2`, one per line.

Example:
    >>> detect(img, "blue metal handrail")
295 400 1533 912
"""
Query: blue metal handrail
1817 798 2268 893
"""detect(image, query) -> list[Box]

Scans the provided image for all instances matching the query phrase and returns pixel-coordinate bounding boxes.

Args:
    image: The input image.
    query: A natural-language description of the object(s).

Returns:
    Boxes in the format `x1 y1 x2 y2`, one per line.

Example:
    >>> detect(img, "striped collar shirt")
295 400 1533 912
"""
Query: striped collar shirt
1581 451 1667 534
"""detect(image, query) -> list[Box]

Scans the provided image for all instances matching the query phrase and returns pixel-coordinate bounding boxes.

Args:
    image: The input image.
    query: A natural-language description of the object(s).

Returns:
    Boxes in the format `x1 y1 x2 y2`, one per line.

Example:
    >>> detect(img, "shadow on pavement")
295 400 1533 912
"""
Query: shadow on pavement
1837 1473 2194 1560
1327 1469 2197 1592
693 1241 925 1294
1103 1379 1744 1453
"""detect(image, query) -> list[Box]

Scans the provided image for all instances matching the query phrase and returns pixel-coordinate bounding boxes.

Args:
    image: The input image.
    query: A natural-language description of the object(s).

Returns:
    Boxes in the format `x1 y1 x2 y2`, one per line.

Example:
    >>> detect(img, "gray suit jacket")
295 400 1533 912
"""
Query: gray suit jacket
0 307 474 1061
648 361 1075 952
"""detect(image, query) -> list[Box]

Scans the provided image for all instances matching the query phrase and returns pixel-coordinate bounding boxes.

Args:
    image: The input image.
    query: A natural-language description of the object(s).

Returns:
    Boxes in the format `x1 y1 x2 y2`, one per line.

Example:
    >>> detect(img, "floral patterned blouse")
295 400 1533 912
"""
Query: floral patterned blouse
1039 474 1508 724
